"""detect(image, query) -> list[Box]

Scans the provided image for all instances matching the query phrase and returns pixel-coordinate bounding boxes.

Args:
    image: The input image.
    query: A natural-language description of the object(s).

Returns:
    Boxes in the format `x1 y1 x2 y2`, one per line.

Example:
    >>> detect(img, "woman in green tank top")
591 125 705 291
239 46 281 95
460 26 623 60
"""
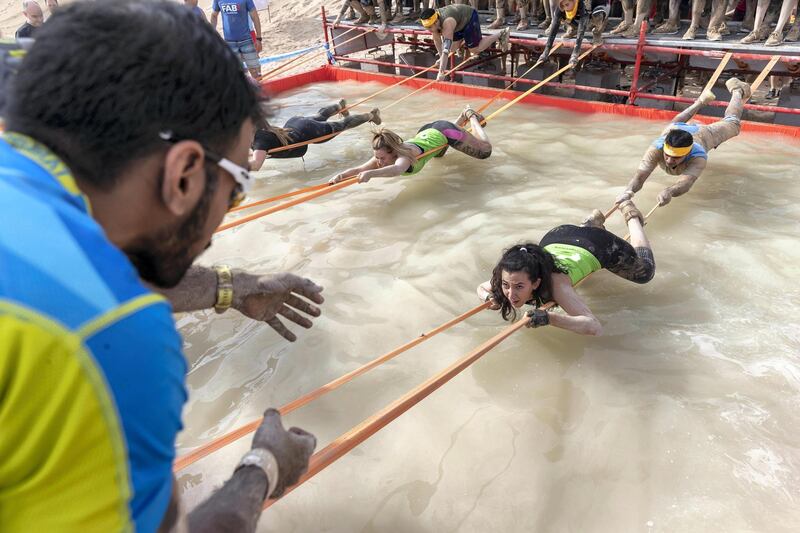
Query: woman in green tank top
476 200 656 336
328 105 492 184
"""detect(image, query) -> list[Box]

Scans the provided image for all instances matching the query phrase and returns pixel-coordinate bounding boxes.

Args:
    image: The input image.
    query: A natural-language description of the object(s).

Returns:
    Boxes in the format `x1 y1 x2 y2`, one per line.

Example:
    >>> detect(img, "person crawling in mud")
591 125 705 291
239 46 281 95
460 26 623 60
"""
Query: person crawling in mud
617 77 751 207
476 199 655 336
250 100 380 170
538 0 610 68
328 104 491 184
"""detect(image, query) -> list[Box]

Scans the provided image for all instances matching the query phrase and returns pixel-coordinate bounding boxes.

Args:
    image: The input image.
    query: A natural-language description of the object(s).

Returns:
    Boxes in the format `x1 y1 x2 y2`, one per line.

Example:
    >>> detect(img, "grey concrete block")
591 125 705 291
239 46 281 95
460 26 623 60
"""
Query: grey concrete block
460 58 506 89
330 27 393 56
362 53 397 75
636 69 678 111
398 51 438 80
514 61 558 95
774 79 800 127
574 65 620 102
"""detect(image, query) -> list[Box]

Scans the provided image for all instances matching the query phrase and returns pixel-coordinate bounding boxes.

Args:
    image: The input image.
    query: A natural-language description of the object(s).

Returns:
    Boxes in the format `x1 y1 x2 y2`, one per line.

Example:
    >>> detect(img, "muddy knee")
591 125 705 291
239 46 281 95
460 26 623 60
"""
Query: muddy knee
631 247 656 284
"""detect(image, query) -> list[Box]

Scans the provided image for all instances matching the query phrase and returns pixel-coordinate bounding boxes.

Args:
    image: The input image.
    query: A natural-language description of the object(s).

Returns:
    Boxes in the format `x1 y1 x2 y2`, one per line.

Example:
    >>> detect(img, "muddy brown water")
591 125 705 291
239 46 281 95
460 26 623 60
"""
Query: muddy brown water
177 80 800 532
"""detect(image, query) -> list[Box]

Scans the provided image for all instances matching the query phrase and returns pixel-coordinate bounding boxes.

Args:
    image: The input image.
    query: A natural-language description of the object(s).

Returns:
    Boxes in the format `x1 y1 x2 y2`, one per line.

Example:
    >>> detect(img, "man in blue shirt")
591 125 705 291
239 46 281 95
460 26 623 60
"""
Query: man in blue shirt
0 2 322 531
211 0 263 78
617 77 751 207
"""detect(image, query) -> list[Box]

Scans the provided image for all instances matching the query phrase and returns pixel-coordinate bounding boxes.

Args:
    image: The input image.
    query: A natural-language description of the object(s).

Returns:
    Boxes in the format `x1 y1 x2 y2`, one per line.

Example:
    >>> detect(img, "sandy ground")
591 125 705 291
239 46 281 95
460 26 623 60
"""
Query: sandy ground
0 0 327 57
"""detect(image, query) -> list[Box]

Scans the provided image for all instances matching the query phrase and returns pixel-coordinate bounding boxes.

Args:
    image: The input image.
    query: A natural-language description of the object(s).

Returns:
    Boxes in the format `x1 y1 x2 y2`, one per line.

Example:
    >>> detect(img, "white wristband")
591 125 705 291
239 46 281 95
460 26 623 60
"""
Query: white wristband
237 448 280 499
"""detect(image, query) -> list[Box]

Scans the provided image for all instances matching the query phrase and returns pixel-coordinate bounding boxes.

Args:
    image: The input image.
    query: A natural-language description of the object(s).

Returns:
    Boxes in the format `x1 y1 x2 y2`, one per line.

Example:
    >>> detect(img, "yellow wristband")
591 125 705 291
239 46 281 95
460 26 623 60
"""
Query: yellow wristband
214 265 233 314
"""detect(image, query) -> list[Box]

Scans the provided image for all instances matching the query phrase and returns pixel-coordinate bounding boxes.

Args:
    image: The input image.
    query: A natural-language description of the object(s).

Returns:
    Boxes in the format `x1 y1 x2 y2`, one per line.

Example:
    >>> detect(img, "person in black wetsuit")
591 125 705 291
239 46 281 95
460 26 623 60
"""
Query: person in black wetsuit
249 100 381 170
538 0 610 67
476 200 655 336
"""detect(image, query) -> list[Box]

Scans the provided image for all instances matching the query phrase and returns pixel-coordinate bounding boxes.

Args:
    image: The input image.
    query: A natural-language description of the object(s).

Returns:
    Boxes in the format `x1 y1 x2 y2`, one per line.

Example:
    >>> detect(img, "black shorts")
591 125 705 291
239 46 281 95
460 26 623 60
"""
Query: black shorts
540 224 636 271
417 120 466 148
253 116 344 159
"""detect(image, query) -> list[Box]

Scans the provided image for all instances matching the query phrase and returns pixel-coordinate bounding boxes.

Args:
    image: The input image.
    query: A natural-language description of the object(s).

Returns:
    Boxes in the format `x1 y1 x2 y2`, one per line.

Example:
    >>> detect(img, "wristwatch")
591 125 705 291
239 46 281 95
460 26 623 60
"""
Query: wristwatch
236 448 280 500
213 264 233 314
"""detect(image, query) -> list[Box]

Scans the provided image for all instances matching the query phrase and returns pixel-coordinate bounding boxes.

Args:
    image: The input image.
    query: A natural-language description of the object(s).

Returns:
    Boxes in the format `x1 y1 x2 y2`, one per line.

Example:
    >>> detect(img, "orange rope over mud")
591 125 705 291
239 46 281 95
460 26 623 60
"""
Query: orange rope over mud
476 42 564 114
215 178 357 233
229 183 332 213
750 55 781 95
340 59 444 114
174 301 490 471
260 201 663 507
223 46 598 232
604 51 731 221
383 54 475 111
263 313 530 509
701 51 732 93
483 45 599 123
265 55 452 155
415 45 599 161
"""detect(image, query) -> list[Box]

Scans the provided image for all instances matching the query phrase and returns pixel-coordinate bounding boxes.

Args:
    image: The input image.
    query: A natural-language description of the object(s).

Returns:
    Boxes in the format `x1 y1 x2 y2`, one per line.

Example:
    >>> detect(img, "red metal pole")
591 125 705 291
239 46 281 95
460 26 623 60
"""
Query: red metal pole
331 55 800 115
635 65 683 94
642 45 800 62
634 92 800 115
329 23 799 66
502 37 800 65
629 20 648 105
334 55 431 72
321 6 332 65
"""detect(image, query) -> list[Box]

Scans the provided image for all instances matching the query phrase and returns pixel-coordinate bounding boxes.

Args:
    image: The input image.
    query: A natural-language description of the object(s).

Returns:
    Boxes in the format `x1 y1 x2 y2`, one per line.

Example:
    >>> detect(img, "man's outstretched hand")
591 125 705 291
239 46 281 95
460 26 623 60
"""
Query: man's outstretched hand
232 272 324 342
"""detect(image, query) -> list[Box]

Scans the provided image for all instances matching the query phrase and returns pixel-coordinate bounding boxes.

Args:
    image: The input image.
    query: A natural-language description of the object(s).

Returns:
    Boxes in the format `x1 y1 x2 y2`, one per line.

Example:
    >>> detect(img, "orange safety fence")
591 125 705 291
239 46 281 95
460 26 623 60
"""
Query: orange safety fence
174 301 491 471
322 63 800 139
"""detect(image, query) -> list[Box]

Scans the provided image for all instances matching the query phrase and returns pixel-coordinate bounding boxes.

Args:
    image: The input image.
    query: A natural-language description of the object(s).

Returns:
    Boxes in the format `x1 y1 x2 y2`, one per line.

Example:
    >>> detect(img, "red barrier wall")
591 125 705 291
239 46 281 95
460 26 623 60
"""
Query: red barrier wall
262 65 800 140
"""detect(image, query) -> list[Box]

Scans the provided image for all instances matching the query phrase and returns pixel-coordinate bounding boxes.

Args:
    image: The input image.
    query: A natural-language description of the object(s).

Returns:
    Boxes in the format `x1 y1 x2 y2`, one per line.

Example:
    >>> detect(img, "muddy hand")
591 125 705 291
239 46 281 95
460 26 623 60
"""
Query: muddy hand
252 409 317 498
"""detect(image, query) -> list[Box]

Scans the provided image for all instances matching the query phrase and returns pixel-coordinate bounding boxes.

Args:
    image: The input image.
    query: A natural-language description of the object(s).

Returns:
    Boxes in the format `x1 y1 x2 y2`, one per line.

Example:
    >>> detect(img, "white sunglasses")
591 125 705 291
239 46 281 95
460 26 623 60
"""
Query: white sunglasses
159 130 252 209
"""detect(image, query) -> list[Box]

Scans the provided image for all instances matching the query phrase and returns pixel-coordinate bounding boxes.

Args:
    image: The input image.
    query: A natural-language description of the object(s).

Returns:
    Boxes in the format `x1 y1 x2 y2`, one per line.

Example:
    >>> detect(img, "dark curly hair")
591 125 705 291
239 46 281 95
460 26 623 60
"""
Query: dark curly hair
489 243 567 321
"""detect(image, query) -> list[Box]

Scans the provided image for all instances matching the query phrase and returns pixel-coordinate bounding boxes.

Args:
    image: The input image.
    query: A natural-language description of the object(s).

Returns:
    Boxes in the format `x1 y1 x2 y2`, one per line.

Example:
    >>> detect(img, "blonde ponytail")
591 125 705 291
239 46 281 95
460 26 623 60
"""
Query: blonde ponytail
371 128 417 162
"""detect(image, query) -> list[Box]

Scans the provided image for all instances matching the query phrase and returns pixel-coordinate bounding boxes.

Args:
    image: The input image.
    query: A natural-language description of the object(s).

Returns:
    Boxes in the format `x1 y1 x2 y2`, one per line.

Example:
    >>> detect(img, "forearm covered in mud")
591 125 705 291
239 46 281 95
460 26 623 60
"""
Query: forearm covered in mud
152 265 216 312
187 467 269 533
665 174 699 198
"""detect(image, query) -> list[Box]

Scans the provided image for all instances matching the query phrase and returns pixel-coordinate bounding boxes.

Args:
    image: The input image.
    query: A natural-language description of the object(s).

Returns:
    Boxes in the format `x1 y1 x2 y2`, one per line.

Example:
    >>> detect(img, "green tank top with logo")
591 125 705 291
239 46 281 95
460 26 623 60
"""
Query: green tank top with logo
543 243 602 286
405 128 448 175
